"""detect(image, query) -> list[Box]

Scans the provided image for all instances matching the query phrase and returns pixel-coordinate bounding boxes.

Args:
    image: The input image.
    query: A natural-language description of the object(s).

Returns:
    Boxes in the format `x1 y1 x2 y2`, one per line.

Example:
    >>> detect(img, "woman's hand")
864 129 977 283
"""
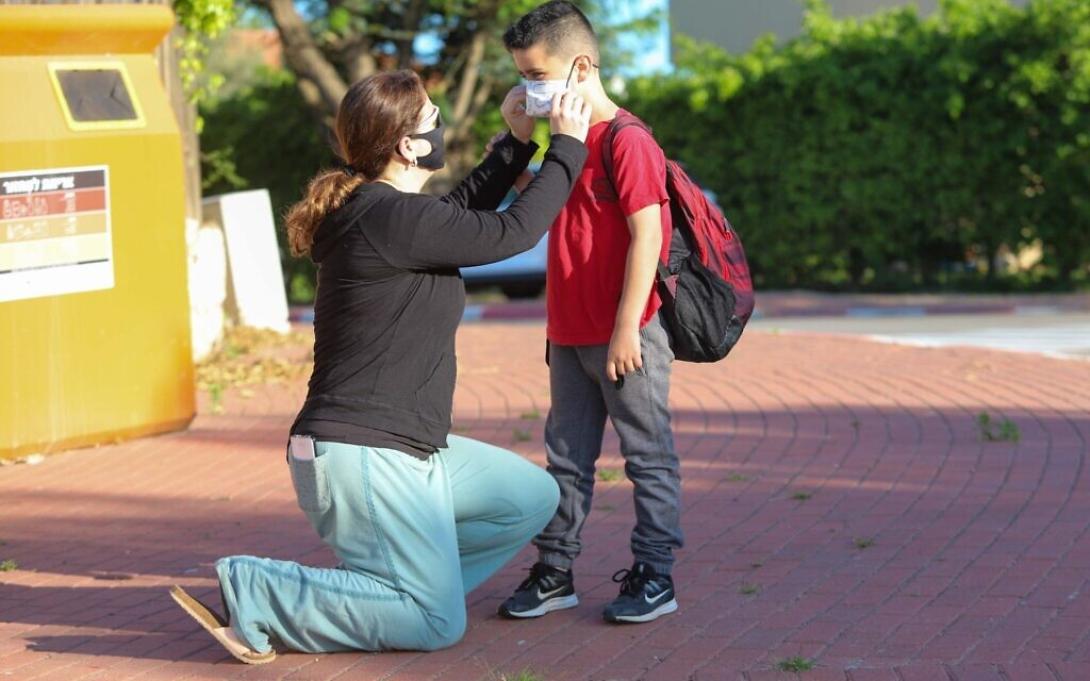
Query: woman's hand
606 324 642 383
549 92 591 143
501 85 534 144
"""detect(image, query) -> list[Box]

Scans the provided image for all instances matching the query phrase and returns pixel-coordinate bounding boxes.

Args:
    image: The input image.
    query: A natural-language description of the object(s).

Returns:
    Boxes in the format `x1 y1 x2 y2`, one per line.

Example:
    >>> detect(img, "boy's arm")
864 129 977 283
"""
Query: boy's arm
607 204 663 382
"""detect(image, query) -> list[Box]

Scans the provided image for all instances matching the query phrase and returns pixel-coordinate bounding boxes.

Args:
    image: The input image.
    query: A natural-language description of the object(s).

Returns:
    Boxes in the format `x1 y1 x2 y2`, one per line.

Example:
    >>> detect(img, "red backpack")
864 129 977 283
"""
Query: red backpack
602 112 755 362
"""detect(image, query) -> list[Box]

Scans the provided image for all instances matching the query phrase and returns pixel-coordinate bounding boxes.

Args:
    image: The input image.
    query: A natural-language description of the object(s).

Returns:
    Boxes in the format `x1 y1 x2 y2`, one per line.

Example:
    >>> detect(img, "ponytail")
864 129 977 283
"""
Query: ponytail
285 170 366 257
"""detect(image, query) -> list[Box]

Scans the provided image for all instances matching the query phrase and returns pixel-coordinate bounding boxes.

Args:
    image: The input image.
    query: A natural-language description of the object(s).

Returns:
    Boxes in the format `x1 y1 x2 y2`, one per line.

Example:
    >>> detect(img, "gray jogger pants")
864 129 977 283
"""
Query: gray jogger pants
533 311 683 575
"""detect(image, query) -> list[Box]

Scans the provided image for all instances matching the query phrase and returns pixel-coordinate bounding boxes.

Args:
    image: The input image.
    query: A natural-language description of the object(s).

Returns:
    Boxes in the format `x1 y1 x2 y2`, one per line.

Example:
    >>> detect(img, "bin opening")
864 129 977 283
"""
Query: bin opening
56 69 137 122
49 62 145 131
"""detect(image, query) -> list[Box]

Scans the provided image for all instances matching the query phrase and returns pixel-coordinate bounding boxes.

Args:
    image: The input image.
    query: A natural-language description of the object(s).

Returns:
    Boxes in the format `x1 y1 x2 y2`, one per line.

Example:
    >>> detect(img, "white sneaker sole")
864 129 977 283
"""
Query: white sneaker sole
501 594 580 619
606 597 679 623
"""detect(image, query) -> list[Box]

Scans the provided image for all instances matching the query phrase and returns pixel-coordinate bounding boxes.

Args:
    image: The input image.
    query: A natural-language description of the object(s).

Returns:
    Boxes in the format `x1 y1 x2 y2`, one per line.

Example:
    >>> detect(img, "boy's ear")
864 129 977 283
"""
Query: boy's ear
576 55 595 83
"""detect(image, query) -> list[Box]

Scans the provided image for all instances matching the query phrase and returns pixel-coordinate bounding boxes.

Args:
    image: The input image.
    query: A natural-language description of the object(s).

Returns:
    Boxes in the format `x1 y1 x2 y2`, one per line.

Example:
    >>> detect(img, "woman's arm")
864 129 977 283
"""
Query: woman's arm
367 133 587 270
439 133 537 210
441 86 537 210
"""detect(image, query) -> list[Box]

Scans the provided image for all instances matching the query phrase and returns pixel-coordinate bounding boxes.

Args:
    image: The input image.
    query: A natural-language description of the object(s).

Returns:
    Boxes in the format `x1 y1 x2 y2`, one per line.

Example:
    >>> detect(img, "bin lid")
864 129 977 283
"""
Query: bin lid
0 5 173 56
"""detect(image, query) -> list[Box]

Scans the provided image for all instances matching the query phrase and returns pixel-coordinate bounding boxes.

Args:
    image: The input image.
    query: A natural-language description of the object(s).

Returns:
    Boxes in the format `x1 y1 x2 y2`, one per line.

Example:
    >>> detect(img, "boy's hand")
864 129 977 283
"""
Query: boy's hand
484 132 535 192
513 168 534 193
483 132 506 157
606 325 642 383
501 85 534 144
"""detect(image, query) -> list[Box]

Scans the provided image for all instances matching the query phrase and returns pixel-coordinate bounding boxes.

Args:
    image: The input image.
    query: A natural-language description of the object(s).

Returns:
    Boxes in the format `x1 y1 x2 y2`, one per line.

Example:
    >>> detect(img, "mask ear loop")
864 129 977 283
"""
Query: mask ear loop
565 55 600 89
564 59 578 89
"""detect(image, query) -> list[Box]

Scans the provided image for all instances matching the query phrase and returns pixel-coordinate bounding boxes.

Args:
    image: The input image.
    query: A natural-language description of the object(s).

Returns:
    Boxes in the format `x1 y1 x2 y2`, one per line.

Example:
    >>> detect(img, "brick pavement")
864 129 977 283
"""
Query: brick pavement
1 324 1089 681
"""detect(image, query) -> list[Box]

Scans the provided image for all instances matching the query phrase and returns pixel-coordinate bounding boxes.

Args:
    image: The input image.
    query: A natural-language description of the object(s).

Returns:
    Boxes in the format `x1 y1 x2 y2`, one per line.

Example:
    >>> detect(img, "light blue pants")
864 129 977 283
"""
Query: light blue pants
215 435 560 653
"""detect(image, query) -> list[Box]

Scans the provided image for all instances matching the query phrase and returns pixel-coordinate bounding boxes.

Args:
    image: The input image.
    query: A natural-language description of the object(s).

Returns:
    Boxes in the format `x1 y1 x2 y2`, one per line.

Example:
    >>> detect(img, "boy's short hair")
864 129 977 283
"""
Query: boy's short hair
503 1 599 60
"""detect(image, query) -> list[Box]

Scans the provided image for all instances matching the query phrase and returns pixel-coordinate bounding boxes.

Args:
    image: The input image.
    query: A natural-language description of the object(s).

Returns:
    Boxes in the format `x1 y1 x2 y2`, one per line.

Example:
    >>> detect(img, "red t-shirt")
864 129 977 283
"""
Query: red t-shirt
546 110 672 346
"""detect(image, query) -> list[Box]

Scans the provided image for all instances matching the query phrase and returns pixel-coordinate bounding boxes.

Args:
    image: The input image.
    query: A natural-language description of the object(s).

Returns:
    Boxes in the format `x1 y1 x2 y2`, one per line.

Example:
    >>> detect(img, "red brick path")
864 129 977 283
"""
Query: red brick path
2 325 1089 681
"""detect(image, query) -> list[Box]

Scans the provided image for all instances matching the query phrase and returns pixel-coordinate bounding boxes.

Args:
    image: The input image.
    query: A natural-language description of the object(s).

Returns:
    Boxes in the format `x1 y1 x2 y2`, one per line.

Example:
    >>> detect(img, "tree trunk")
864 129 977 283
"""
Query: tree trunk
158 23 202 222
429 28 496 193
847 245 864 289
263 0 348 114
984 241 999 283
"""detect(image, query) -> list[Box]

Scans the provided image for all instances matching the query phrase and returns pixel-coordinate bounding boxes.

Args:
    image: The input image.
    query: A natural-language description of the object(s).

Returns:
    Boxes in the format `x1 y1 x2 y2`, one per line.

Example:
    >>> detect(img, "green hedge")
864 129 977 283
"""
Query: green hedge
625 0 1090 290
199 68 330 303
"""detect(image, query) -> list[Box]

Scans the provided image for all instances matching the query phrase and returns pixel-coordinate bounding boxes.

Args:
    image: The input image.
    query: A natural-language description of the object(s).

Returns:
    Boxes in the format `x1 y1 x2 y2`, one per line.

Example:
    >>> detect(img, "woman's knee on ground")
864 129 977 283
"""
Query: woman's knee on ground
417 602 467 651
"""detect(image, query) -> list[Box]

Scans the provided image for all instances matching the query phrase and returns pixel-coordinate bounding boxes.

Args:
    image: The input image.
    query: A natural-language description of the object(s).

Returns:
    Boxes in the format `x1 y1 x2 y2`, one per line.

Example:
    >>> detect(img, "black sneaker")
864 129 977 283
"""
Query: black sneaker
602 562 678 624
498 563 579 619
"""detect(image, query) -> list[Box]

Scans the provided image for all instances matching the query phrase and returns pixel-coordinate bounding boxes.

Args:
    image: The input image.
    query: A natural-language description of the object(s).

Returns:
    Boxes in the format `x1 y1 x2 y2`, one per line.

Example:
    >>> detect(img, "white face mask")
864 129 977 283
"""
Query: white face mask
523 59 579 118
524 78 570 117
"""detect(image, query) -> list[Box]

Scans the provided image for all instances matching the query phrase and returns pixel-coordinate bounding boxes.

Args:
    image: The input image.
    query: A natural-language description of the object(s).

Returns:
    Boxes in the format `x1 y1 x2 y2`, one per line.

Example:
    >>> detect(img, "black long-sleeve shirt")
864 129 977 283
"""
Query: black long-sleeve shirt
291 133 588 458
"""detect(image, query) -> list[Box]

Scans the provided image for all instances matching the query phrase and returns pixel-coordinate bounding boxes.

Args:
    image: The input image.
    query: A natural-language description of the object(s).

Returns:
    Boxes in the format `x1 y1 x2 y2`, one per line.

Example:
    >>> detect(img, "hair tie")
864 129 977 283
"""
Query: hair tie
335 158 358 177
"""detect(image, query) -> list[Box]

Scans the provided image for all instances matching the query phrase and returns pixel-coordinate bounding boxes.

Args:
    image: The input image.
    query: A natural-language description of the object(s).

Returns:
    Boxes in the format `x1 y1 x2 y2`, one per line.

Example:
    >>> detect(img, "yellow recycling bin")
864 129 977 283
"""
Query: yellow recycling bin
0 5 195 458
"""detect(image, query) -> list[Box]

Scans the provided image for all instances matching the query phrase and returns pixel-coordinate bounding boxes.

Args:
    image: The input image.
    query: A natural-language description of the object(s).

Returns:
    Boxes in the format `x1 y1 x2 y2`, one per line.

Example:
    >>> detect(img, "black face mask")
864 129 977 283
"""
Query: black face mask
409 111 445 170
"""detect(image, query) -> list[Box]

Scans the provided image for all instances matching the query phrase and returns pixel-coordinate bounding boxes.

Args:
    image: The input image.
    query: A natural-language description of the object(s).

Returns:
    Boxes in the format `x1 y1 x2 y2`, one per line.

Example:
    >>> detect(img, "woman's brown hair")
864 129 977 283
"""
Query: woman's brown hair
285 70 428 257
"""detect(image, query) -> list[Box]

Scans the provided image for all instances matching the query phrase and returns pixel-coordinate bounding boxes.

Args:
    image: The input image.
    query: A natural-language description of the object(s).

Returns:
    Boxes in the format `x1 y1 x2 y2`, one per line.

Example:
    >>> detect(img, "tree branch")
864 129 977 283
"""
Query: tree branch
261 0 347 116
450 30 488 124
451 75 495 146
295 77 337 129
343 36 378 83
397 0 427 69
436 0 502 96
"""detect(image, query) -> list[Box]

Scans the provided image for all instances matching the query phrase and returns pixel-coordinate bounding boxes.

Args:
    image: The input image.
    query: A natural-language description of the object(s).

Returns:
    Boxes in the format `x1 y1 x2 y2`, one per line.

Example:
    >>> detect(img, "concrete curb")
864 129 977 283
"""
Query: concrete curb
289 297 1090 324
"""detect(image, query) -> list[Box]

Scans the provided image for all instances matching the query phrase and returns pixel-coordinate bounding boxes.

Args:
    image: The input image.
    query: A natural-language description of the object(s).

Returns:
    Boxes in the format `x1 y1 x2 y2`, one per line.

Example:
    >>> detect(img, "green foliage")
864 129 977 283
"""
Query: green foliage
499 669 547 681
977 412 1021 442
200 68 329 302
173 0 237 128
597 468 623 482
777 656 815 672
625 0 1090 291
207 381 224 415
512 429 533 443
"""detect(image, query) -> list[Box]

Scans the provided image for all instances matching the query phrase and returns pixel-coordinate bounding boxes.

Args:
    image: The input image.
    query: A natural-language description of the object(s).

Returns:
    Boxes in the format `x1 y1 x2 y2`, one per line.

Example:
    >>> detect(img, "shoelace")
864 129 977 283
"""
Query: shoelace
611 567 650 597
518 563 557 592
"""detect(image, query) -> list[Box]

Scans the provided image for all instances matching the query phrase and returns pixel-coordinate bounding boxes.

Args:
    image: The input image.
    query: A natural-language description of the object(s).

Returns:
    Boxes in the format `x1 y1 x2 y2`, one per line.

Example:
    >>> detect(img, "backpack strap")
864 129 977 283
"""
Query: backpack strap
600 113 672 284
600 112 652 202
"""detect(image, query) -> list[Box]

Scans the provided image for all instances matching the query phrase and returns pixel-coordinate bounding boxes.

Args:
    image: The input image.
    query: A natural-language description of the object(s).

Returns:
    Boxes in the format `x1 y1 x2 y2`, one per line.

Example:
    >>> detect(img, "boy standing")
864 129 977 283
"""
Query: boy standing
499 1 682 624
